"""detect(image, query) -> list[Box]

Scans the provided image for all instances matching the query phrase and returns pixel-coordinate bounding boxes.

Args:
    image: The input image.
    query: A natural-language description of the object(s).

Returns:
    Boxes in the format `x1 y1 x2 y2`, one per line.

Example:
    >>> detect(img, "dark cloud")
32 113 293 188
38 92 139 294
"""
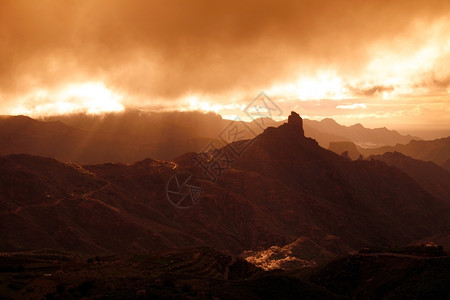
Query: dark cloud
350 85 395 97
431 75 450 88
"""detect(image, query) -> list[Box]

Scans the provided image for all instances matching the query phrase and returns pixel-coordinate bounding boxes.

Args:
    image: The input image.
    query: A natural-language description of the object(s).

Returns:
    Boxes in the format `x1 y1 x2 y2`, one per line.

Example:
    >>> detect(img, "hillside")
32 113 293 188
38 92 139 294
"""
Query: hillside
1 247 448 299
369 152 450 204
310 250 450 299
359 137 450 164
328 141 362 160
0 114 220 163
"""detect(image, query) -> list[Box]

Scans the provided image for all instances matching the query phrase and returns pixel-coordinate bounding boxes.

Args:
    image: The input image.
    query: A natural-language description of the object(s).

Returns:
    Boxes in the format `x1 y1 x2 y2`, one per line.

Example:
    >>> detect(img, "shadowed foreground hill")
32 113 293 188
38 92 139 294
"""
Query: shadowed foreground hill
0 247 448 299
0 248 343 299
309 251 450 299
1 112 449 257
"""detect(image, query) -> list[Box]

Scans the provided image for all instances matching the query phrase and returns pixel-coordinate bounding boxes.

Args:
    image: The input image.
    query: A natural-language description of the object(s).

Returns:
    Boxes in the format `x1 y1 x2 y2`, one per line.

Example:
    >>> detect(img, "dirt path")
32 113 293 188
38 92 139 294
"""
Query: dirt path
80 181 120 213
0 181 116 215
81 181 111 199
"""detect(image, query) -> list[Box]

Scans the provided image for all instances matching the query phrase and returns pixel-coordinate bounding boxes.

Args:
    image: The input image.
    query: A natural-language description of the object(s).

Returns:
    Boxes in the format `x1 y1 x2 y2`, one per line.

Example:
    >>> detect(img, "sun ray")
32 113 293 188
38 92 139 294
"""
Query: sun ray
11 82 125 116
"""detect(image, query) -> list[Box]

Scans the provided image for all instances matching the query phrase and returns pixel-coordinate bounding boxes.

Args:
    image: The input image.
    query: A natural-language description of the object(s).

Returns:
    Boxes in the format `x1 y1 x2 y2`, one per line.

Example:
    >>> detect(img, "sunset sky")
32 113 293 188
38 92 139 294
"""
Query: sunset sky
1 0 449 136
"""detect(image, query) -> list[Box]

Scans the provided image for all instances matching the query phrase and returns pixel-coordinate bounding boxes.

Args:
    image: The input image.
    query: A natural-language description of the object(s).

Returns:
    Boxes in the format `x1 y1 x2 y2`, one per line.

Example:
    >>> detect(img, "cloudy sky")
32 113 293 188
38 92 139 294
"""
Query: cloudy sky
1 0 449 135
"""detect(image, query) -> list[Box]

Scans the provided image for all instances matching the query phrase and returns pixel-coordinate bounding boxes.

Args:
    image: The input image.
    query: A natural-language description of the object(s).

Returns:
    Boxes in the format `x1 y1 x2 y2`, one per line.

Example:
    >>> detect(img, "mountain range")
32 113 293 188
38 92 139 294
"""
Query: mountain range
303 118 418 147
1 112 449 257
0 110 421 164
329 137 450 168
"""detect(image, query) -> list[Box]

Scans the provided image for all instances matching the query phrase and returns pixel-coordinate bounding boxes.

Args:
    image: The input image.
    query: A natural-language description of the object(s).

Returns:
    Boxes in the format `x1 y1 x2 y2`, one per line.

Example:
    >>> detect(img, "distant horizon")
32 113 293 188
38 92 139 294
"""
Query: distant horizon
2 108 449 141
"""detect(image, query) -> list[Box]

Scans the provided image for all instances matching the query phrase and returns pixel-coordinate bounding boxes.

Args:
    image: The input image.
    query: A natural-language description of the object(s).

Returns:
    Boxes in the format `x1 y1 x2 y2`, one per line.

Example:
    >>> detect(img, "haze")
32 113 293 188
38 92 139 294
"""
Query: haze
1 0 449 136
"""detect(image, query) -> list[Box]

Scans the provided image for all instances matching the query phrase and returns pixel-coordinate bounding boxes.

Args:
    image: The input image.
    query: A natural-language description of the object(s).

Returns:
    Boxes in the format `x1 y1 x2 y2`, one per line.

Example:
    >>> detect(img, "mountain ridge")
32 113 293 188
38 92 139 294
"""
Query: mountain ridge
0 111 424 163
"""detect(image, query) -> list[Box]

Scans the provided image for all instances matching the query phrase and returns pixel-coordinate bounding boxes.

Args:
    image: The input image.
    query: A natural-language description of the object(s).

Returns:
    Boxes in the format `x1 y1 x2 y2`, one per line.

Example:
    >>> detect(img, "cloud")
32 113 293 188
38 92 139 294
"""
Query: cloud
336 103 367 110
350 85 395 97
0 0 449 125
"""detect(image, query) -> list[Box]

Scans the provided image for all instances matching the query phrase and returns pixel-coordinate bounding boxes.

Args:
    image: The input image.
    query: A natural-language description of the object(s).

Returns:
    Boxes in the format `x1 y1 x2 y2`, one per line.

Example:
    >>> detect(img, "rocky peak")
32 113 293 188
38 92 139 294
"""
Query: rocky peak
287 111 304 136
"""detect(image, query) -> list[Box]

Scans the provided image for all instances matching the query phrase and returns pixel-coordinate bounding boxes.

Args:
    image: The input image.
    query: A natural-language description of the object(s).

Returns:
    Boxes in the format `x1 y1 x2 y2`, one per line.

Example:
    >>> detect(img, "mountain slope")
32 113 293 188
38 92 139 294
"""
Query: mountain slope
442 159 450 172
328 137 450 167
328 141 362 160
232 112 450 248
369 152 450 204
0 114 221 163
310 251 450 299
360 137 450 164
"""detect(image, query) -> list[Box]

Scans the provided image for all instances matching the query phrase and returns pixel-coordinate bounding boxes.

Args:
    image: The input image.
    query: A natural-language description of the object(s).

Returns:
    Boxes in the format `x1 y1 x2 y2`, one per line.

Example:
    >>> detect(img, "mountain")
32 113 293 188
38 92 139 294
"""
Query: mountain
1 112 449 258
304 118 418 147
387 137 450 164
303 125 351 148
442 159 450 172
231 112 449 248
0 114 222 163
0 115 88 160
330 137 450 165
369 152 450 204
328 141 362 160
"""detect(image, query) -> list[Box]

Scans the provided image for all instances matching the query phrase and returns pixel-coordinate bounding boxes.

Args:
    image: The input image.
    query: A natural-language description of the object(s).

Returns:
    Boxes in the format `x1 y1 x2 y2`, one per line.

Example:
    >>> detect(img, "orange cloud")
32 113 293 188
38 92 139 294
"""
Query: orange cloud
0 0 449 130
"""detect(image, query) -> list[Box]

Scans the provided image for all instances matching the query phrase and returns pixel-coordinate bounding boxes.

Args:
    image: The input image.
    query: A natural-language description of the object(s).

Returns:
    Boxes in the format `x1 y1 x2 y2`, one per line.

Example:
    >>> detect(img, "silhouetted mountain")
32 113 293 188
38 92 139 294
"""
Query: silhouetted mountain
329 137 450 166
328 141 362 160
1 112 449 259
0 115 88 159
369 152 450 204
442 159 450 172
0 113 222 163
386 137 450 164
333 137 450 165
231 112 450 248
304 118 418 147
303 125 351 148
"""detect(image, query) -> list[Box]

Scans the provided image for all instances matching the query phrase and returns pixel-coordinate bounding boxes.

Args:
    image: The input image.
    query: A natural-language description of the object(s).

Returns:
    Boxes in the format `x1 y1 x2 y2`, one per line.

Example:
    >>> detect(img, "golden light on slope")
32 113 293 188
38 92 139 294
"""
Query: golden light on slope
12 82 125 116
